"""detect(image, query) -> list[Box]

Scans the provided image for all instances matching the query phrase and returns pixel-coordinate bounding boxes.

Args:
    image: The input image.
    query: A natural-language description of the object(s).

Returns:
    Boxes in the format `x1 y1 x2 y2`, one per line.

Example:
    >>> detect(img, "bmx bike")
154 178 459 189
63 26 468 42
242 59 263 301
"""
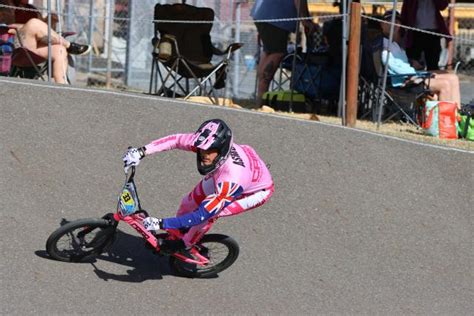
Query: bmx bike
45 166 239 278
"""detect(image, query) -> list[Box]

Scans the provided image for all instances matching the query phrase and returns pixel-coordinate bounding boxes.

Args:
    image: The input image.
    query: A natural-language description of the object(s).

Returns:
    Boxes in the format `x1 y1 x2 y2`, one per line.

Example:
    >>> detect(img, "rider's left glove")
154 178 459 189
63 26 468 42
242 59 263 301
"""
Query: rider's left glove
143 216 163 231
123 147 145 172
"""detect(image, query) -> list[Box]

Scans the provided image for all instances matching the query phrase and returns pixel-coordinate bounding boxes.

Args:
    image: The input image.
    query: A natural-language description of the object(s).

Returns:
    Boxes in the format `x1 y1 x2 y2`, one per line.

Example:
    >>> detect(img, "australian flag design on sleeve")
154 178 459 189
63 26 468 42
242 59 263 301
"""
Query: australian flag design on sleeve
161 182 243 229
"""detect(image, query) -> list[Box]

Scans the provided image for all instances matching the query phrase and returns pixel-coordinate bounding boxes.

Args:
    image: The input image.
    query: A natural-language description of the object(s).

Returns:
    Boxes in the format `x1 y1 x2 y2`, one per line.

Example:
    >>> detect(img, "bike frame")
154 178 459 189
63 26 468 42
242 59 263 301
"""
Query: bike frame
112 167 210 266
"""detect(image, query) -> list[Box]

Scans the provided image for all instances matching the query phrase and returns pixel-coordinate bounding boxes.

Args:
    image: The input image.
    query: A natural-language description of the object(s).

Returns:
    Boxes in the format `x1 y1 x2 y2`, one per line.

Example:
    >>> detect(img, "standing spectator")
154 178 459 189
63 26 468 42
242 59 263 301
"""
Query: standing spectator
251 0 316 107
401 0 450 70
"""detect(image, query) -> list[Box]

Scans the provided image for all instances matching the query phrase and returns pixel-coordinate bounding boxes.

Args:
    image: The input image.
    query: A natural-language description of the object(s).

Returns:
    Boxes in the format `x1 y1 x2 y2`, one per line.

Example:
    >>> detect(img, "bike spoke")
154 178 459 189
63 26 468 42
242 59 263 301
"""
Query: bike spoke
55 227 102 257
195 242 229 271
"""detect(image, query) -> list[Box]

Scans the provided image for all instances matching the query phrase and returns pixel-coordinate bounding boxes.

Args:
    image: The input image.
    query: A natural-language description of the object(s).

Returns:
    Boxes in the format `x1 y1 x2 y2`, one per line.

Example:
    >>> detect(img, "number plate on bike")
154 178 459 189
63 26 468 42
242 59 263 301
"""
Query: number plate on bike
118 183 139 216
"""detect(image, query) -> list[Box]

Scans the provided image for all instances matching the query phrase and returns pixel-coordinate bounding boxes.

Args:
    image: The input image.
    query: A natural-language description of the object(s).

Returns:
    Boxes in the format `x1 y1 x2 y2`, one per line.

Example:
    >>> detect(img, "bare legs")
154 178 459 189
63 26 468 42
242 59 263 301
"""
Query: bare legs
17 18 70 84
428 72 461 109
256 51 285 107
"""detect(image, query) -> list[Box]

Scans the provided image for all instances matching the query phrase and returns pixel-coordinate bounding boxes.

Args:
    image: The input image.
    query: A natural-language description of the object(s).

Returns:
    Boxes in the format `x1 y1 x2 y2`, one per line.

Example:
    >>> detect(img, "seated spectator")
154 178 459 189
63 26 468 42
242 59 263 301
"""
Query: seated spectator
1 0 89 84
9 18 90 83
1 3 89 83
380 10 460 109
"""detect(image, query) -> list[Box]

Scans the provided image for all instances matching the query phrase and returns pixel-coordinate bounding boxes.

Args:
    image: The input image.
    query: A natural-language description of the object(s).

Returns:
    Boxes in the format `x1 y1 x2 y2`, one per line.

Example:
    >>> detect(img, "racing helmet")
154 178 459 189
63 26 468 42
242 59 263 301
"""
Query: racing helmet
193 119 233 175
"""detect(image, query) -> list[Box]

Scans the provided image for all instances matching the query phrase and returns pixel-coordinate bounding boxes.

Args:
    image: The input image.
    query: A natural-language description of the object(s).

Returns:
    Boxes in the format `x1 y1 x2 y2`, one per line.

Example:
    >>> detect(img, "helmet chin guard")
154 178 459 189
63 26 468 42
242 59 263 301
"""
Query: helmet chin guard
193 119 233 175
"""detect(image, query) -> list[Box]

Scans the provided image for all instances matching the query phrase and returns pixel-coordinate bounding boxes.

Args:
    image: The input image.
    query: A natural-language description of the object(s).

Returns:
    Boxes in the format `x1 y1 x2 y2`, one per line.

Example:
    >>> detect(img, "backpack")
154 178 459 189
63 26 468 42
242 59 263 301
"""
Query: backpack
457 103 474 141
420 101 458 139
0 24 14 76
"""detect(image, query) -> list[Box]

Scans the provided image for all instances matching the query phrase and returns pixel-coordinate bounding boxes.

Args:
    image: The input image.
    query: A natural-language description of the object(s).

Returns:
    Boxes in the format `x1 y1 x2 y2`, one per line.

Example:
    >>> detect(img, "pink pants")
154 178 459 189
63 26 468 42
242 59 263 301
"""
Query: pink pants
176 178 274 246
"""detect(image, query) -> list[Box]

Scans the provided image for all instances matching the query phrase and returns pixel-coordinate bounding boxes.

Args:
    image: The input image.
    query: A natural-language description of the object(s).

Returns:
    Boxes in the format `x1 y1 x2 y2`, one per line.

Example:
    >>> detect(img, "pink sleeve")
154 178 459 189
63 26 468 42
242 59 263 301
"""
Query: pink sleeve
144 133 196 155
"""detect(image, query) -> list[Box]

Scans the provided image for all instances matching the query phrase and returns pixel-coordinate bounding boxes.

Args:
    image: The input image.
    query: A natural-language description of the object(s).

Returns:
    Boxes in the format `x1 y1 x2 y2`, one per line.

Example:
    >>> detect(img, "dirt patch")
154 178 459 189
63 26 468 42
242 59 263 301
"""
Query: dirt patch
260 107 473 151
202 99 474 151
73 76 473 152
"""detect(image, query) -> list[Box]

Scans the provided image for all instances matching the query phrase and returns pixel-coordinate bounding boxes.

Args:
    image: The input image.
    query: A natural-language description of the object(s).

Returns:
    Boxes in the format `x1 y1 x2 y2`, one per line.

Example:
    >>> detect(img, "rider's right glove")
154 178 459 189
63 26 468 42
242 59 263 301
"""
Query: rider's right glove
142 216 163 231
122 147 145 172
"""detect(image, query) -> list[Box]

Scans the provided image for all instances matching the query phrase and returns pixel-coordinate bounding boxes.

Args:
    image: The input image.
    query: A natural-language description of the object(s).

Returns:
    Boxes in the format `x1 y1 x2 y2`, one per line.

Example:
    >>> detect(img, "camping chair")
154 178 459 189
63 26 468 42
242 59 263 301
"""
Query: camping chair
10 47 49 80
0 24 14 76
360 34 432 124
0 25 48 80
149 3 242 104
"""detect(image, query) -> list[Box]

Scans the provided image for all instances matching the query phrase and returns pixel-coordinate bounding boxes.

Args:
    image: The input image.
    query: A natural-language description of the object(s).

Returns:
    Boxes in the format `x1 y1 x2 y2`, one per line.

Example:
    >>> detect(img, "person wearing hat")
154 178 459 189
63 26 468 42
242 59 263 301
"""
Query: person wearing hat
380 10 460 109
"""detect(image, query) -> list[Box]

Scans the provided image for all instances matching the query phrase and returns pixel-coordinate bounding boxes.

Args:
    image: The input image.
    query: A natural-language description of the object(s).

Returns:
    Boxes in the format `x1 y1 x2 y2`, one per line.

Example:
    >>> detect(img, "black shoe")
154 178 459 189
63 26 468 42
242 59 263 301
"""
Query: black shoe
159 239 186 255
67 42 91 55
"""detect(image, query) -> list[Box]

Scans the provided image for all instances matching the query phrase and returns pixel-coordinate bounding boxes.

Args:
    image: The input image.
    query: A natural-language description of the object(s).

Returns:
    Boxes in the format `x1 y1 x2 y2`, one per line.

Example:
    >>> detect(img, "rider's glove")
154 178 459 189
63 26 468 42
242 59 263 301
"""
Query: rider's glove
122 147 146 172
143 216 163 231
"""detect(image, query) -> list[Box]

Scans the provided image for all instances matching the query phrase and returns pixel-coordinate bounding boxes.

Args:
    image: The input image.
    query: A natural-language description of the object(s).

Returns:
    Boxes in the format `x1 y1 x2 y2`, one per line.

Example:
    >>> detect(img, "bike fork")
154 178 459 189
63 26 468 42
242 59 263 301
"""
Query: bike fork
114 213 159 249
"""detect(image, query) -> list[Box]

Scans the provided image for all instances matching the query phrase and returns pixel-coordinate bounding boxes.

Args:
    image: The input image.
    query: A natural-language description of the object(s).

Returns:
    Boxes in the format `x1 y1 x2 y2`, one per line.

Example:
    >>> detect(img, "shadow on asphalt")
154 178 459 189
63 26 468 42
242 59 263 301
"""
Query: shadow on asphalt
88 229 174 282
37 221 178 282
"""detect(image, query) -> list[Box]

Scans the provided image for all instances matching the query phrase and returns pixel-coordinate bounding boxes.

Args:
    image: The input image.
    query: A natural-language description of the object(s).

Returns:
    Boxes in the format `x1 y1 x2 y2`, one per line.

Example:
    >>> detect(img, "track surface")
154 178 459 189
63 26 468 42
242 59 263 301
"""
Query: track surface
1 78 472 314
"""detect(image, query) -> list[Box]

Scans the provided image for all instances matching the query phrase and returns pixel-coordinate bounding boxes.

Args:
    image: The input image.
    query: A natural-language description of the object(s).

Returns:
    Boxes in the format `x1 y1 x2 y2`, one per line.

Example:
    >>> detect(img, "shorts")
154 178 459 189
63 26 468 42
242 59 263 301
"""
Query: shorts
255 22 289 54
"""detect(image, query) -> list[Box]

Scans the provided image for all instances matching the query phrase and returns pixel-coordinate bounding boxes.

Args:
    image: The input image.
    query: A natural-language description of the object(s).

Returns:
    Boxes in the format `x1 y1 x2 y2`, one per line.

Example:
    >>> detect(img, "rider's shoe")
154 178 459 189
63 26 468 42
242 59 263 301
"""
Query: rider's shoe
67 42 91 55
158 238 186 255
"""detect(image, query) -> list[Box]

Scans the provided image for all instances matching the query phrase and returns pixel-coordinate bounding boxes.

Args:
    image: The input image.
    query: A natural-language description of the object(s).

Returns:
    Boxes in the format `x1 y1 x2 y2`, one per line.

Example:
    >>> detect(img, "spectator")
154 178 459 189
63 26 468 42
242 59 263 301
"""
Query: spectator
381 10 460 109
251 0 316 107
9 19 90 83
401 0 450 70
1 0 90 84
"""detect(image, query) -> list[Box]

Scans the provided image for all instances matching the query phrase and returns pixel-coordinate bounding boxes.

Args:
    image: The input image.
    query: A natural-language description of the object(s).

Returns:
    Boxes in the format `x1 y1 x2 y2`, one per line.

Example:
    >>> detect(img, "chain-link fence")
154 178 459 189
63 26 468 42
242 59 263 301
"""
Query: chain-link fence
2 0 474 104
1 0 346 100
360 1 474 75
74 0 343 100
453 3 474 75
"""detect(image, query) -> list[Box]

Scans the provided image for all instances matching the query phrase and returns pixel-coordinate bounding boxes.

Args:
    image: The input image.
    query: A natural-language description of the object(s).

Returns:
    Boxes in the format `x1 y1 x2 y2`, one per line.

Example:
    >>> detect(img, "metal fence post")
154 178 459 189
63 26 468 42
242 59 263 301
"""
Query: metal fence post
47 0 52 83
233 1 242 99
106 0 115 89
377 0 398 128
87 0 95 74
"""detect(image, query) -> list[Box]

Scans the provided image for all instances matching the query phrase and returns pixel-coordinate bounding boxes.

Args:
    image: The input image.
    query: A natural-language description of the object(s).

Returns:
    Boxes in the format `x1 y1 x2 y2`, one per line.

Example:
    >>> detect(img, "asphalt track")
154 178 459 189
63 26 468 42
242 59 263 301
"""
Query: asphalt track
0 78 472 315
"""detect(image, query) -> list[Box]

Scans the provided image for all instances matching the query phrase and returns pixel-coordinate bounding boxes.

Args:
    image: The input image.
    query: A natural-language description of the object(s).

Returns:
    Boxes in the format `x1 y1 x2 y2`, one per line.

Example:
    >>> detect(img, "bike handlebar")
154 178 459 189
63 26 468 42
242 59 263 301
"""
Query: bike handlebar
125 165 136 183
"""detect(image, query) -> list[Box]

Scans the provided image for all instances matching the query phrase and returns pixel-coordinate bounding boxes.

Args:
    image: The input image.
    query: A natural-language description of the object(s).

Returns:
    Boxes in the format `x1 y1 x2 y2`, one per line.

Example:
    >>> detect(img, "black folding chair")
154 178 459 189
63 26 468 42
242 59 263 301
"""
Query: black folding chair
360 34 433 124
149 3 242 104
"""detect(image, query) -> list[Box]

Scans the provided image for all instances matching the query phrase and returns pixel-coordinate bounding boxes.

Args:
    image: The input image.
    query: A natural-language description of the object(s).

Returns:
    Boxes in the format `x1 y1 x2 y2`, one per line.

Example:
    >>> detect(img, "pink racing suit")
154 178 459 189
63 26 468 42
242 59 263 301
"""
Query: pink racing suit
144 133 274 246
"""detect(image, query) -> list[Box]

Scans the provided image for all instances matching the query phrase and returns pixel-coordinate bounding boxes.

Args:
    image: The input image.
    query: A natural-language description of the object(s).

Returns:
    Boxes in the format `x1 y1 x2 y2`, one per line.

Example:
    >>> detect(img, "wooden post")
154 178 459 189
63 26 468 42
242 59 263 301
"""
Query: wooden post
447 0 456 70
345 1 361 127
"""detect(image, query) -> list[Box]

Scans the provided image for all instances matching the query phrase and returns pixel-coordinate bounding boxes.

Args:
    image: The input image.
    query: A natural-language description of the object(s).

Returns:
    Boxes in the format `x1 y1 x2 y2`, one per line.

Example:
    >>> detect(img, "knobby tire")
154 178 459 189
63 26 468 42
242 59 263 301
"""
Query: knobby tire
170 234 239 278
46 218 116 262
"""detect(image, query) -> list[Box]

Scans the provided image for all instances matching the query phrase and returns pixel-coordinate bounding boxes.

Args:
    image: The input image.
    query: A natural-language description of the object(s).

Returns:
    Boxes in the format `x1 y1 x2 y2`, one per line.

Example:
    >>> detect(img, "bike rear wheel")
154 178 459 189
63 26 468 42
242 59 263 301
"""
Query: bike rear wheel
46 218 116 262
170 234 239 278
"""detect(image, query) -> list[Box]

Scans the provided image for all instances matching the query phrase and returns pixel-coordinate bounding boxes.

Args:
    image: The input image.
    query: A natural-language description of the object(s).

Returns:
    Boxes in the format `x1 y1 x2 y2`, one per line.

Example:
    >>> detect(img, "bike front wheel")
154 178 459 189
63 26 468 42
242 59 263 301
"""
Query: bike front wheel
170 234 239 278
46 218 116 262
